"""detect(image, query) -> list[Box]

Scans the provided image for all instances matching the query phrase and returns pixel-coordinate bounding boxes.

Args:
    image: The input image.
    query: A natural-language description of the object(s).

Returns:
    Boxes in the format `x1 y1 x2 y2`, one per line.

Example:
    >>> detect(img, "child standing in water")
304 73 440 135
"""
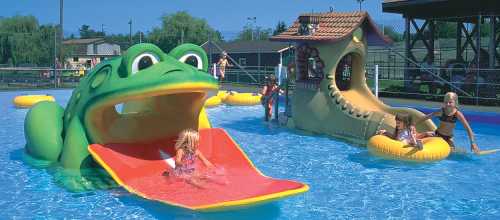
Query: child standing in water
217 52 232 81
168 129 217 188
418 92 480 153
377 113 424 149
260 75 281 121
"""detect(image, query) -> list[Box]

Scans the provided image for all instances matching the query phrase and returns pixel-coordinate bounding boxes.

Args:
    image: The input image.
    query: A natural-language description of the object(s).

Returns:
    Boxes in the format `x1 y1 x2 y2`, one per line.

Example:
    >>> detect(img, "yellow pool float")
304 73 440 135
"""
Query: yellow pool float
217 90 230 101
367 135 451 162
224 92 262 106
13 95 55 108
204 96 222 108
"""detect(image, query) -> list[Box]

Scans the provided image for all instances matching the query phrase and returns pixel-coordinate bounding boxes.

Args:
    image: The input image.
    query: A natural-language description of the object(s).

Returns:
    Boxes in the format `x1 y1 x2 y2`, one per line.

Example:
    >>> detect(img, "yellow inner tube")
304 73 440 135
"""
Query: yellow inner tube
204 96 222 108
13 95 55 108
224 92 262 106
217 90 230 101
367 135 451 162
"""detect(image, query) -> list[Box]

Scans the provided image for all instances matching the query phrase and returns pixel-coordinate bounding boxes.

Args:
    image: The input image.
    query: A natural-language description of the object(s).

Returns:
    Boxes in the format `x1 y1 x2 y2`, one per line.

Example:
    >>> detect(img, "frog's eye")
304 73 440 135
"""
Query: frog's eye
168 44 208 72
131 53 159 75
179 53 203 70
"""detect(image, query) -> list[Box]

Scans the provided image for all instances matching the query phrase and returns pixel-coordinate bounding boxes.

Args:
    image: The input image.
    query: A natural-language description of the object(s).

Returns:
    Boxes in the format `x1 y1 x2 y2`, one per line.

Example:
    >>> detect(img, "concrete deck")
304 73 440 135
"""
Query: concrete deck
220 83 500 114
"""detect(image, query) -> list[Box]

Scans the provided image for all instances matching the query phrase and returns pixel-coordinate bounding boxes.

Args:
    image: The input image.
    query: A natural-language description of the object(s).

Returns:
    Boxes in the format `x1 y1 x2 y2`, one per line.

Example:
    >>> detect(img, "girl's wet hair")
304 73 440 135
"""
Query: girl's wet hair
444 92 459 106
395 113 412 127
175 129 199 152
266 75 277 84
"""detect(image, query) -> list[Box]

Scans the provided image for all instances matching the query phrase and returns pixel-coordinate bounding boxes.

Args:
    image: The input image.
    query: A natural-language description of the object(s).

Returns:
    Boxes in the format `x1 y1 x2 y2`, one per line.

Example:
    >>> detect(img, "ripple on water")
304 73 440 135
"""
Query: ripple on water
1 90 500 219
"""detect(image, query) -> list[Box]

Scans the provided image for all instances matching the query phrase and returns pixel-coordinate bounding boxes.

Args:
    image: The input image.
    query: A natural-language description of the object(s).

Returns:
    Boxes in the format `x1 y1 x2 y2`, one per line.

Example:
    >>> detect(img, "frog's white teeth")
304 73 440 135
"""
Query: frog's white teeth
114 103 125 114
114 101 152 115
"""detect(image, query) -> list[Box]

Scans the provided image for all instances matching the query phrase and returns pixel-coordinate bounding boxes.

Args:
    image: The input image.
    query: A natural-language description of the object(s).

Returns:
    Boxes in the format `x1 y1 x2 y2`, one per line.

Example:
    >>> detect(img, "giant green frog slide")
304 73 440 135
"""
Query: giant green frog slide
24 43 308 210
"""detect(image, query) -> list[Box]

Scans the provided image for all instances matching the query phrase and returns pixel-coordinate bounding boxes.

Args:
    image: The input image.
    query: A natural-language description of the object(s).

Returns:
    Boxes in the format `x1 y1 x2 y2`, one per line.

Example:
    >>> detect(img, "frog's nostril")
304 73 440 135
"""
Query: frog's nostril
163 69 182 75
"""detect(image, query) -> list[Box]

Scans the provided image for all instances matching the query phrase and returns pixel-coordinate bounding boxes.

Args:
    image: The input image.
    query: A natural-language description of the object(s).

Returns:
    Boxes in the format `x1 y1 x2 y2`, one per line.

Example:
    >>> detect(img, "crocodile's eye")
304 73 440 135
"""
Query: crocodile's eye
131 53 159 75
179 53 203 70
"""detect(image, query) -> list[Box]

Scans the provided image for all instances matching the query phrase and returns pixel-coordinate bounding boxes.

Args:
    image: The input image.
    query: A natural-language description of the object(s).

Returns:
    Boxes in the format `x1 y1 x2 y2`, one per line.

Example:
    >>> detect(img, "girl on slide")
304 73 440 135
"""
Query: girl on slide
417 92 480 154
165 129 225 188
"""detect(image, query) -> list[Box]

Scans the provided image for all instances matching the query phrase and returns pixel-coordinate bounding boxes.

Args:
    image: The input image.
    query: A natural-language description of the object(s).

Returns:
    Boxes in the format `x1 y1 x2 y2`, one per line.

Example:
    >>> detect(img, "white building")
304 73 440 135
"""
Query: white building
63 38 121 71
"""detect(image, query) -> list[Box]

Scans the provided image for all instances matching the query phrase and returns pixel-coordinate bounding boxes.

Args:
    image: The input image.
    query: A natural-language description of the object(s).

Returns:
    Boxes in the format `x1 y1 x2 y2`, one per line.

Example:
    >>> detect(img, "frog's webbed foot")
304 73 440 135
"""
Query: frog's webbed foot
24 101 64 162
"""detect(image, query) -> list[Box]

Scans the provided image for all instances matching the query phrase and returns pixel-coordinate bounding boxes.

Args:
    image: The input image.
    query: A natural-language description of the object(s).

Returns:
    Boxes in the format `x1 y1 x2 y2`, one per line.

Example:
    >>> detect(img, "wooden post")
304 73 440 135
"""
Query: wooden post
405 16 411 88
476 15 481 105
489 16 496 69
429 19 435 62
456 22 463 61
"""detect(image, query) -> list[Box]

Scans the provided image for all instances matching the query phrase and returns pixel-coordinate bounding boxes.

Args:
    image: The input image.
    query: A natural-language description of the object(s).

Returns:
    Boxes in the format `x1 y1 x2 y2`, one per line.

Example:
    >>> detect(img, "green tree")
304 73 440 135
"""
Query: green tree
235 24 271 41
79 24 105 38
0 15 57 66
148 11 222 52
273 21 287 36
435 21 456 38
383 25 403 42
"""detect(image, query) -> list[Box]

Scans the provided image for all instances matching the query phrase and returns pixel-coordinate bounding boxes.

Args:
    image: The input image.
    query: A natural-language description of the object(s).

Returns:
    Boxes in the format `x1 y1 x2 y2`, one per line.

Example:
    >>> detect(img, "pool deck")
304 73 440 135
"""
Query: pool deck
221 83 500 114
380 97 500 114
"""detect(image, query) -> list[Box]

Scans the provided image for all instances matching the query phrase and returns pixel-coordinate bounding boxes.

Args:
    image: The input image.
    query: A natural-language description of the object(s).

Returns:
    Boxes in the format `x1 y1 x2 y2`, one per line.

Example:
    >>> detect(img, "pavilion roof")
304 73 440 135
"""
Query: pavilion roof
383 0 500 21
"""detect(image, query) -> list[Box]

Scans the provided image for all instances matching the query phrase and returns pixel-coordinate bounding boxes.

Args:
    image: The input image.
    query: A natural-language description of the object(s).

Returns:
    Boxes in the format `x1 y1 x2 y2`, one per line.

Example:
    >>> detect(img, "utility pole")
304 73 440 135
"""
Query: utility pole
54 29 57 89
357 0 365 11
58 0 64 88
128 19 132 46
101 24 105 35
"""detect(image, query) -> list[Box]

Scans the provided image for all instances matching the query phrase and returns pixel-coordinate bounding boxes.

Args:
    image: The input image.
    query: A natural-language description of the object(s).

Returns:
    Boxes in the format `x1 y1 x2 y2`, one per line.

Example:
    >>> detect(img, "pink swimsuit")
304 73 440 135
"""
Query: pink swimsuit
174 151 196 176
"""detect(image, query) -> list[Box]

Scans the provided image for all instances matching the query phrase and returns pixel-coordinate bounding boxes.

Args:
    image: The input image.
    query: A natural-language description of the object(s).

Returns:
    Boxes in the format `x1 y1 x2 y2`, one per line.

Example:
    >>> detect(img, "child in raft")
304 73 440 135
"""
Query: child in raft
417 92 480 154
260 75 282 121
163 129 224 188
377 113 424 150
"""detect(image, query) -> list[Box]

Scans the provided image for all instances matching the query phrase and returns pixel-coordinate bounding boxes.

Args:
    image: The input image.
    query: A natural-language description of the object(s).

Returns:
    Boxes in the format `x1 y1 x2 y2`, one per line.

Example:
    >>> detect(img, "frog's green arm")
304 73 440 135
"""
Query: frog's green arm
59 117 91 169
24 101 64 161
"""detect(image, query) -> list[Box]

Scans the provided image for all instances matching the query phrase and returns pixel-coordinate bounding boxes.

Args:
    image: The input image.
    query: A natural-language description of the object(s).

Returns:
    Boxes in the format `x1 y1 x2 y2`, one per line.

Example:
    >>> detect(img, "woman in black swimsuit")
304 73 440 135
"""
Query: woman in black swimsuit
418 92 480 154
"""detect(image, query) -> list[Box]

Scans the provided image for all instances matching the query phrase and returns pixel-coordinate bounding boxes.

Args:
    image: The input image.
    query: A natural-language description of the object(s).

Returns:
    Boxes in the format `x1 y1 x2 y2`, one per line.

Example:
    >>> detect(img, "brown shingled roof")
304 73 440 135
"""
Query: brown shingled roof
270 11 391 46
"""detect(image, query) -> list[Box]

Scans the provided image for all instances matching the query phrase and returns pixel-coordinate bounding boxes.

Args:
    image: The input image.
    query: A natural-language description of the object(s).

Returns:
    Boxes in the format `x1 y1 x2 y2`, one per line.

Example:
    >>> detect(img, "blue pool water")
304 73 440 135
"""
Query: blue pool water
2 89 500 219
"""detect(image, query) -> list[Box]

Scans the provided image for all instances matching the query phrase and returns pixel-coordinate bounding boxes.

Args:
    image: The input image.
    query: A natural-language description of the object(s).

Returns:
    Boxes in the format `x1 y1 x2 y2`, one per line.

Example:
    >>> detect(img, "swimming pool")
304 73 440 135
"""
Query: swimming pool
2 89 500 219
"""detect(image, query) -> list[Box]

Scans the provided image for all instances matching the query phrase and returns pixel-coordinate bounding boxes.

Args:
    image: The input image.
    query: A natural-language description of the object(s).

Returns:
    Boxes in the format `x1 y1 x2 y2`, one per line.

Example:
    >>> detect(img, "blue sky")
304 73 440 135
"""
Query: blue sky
3 0 403 39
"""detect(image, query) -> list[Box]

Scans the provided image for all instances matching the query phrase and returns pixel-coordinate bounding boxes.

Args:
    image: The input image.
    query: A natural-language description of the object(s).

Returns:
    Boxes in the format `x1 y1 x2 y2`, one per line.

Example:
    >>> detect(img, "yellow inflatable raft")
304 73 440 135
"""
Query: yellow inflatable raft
216 90 230 101
204 96 222 108
367 135 451 162
224 92 262 106
13 95 55 108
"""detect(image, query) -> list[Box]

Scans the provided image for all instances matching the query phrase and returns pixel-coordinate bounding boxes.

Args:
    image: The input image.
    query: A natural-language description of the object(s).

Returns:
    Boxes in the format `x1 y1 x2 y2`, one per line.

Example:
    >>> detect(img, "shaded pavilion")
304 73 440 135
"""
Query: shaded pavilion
383 0 500 69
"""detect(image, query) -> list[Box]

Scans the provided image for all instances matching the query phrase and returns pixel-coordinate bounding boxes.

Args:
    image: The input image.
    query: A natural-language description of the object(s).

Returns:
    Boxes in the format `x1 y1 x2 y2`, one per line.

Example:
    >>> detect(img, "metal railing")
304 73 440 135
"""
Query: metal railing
0 67 84 89
2 65 498 106
365 65 500 106
211 65 276 86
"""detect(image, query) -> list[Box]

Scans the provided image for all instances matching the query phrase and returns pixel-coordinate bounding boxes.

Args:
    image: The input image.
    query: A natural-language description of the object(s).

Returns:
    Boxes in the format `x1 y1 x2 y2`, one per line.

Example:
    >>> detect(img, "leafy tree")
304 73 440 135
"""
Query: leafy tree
273 21 287 36
148 11 222 52
0 15 57 66
433 21 491 39
435 21 456 38
235 24 271 41
79 24 105 38
383 25 403 42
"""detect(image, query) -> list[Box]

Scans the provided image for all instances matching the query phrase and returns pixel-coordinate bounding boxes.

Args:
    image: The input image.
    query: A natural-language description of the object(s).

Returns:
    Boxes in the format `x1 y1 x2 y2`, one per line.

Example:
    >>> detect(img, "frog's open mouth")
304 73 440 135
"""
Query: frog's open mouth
84 82 217 144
